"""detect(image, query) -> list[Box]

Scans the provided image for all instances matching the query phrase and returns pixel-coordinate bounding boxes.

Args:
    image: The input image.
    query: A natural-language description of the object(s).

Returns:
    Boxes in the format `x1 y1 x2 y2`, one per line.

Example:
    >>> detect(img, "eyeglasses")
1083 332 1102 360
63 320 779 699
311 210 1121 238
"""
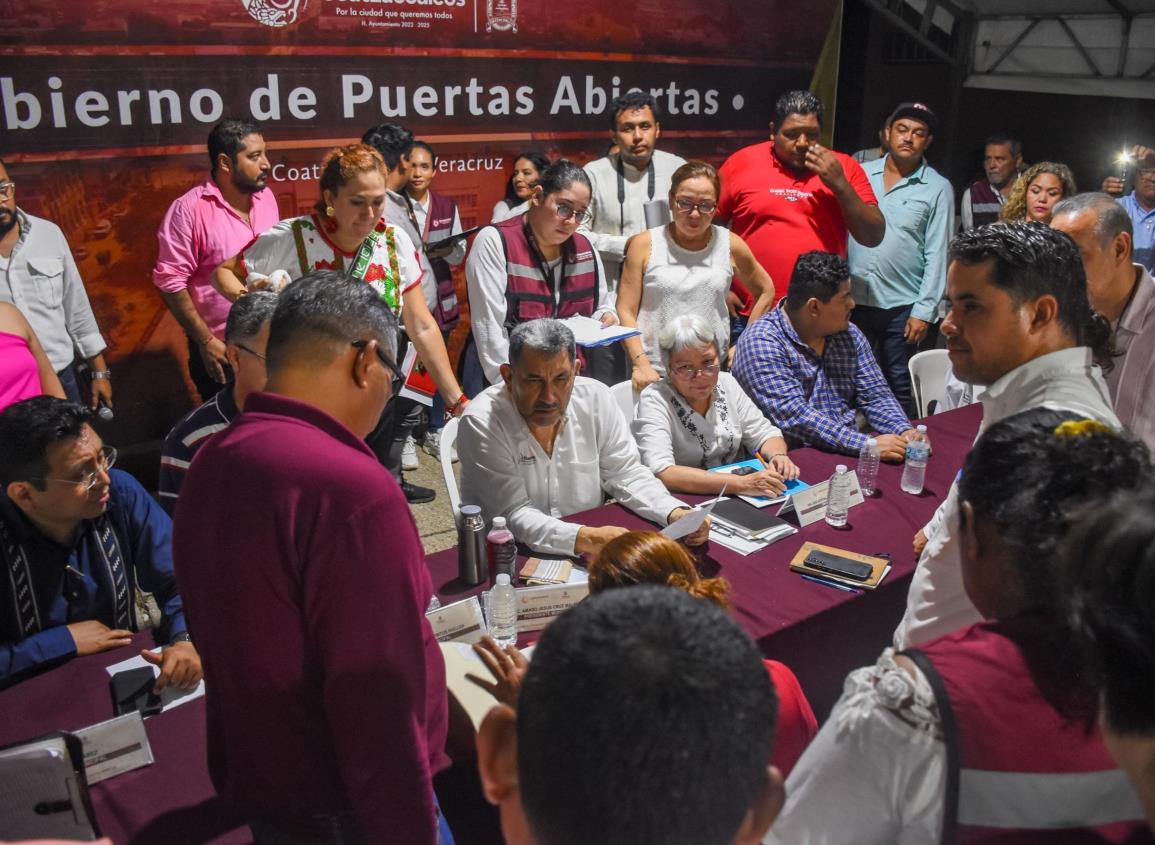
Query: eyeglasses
1138 169 1155 181
671 363 720 380
31 446 116 492
673 197 717 215
235 343 266 362
0 181 14 200
351 339 405 382
551 201 590 225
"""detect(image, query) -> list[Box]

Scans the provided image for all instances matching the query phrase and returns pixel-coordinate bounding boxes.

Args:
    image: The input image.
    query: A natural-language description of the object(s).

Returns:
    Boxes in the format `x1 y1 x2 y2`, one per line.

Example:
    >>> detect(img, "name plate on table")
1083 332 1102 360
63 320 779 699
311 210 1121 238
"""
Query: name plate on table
516 582 589 633
778 471 865 528
74 712 153 784
427 596 488 644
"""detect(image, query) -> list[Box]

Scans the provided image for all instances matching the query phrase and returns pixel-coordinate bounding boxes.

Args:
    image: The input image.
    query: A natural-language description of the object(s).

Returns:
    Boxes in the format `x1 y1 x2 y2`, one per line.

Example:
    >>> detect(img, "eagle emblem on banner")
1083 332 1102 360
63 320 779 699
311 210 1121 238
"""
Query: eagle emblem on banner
243 0 308 27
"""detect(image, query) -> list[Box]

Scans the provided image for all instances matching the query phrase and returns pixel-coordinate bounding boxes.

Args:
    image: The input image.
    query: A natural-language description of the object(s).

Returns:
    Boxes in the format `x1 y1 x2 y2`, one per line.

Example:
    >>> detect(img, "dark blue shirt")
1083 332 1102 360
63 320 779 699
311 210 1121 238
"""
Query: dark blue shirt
159 385 238 515
0 469 186 685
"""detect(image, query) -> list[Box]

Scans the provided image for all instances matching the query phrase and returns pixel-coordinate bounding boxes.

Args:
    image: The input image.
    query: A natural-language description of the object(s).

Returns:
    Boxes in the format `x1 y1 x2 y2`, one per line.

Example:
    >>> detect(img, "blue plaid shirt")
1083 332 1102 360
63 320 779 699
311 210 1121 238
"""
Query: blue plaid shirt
732 305 911 454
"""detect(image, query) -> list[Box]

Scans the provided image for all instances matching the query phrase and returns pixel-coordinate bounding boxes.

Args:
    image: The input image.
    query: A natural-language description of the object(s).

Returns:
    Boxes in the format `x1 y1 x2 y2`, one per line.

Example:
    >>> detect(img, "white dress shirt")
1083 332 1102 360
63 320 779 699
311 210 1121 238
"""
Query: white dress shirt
458 376 686 556
0 209 105 371
894 347 1118 649
464 226 613 384
580 149 685 288
633 373 782 474
766 649 946 845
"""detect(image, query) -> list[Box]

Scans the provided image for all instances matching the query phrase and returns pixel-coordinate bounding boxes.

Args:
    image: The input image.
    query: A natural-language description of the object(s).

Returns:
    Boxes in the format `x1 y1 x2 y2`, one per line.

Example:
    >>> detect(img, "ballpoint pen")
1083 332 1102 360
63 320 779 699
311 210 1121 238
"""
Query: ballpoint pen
799 573 862 594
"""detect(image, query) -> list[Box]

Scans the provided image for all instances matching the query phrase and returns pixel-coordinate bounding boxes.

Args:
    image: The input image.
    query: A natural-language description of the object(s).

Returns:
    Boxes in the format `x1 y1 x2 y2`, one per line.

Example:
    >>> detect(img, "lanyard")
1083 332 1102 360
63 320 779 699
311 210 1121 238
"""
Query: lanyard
401 191 425 242
616 154 656 233
523 217 563 316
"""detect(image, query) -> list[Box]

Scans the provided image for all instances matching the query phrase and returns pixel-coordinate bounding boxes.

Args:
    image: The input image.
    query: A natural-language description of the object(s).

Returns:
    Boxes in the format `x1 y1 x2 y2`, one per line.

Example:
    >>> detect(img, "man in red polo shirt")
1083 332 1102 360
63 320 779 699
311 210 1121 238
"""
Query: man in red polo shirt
718 90 884 318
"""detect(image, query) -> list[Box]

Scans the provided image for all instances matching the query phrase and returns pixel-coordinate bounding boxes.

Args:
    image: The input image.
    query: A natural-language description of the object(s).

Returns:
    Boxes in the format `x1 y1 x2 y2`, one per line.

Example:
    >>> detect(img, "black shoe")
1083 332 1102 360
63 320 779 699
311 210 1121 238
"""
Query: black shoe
402 480 436 504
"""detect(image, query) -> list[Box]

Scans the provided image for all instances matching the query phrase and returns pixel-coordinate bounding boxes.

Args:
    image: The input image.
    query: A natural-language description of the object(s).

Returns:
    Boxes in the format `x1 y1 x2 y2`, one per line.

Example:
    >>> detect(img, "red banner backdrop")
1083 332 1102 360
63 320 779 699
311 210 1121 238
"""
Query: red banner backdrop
0 0 839 453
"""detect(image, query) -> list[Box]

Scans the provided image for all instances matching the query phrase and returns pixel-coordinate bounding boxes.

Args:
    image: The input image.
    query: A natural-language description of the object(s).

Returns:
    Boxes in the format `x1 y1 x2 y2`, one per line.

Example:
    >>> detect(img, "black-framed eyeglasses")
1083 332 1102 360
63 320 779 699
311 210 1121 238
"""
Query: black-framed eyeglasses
235 343 266 362
0 181 14 200
552 201 590 225
351 339 405 382
671 363 721 380
31 446 116 492
673 197 717 215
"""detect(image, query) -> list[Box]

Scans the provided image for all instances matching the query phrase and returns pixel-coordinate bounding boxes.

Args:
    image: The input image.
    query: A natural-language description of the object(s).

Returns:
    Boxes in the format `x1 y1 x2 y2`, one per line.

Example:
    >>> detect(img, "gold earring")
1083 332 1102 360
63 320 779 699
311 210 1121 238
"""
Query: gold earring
325 205 335 217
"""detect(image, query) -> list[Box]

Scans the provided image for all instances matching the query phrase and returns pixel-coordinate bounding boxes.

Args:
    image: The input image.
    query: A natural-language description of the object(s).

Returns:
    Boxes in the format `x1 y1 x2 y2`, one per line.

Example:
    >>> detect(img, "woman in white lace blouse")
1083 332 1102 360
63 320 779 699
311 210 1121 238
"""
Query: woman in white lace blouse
616 160 776 392
632 314 797 498
766 409 1153 845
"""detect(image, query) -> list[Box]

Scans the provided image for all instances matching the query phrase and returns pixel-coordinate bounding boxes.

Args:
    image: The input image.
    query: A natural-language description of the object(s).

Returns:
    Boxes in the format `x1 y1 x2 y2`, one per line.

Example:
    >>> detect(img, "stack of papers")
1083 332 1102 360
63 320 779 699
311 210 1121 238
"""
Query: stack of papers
708 497 797 555
560 315 641 348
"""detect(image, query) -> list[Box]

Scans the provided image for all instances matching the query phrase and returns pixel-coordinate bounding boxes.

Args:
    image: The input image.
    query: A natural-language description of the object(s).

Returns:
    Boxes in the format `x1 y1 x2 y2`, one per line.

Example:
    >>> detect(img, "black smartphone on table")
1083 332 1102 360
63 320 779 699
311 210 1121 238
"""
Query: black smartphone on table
804 550 873 582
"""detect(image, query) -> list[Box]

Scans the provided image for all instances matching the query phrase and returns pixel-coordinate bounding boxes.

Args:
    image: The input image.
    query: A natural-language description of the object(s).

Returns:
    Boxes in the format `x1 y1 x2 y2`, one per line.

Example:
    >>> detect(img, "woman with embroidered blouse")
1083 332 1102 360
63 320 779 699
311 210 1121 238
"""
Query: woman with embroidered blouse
767 409 1153 845
211 143 468 417
632 314 797 498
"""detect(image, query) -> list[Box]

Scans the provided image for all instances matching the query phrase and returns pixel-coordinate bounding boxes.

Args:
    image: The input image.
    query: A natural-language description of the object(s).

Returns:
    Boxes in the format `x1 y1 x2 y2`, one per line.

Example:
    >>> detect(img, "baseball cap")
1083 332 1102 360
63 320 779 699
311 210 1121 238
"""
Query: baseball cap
887 102 938 135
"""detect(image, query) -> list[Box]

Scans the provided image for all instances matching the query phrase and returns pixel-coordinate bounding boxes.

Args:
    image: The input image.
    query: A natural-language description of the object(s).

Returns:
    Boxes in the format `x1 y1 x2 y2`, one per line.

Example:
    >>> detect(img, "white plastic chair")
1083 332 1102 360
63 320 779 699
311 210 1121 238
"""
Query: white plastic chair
609 380 640 427
908 349 951 418
439 416 461 519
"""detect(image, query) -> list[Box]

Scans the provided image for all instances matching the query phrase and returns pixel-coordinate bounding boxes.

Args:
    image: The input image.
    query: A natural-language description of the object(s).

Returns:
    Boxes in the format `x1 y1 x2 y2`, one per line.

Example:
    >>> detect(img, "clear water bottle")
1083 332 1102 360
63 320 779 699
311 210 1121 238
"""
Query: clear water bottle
901 425 931 495
487 516 517 586
490 573 518 648
857 437 880 497
825 464 850 527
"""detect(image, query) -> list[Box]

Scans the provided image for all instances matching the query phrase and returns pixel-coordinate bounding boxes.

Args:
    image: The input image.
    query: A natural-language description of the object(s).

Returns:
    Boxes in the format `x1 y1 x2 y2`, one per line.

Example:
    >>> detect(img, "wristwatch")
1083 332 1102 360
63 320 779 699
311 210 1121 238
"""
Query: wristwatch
91 370 112 380
170 631 192 646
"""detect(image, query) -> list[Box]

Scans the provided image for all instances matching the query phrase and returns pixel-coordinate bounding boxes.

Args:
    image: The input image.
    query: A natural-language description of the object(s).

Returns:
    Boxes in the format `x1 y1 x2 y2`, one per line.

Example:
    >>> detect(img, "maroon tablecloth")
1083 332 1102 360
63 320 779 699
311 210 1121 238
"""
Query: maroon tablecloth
0 633 251 845
427 403 983 718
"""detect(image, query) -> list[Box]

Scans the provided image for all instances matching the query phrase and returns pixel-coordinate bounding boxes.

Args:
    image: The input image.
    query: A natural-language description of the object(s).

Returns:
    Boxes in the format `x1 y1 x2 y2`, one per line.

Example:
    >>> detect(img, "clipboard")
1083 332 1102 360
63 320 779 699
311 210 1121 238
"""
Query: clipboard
789 541 891 590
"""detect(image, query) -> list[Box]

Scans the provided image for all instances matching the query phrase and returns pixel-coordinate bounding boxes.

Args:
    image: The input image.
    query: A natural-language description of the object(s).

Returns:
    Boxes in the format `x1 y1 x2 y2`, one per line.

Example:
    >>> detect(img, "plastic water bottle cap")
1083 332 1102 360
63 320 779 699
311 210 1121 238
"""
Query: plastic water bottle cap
496 573 511 586
492 516 507 529
865 438 878 447
916 424 928 432
835 464 847 473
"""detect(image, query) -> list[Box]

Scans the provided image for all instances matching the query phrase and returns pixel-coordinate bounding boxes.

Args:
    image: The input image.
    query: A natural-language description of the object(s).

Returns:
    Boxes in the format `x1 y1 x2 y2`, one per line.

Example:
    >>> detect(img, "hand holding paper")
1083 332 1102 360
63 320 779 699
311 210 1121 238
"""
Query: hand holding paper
662 492 723 544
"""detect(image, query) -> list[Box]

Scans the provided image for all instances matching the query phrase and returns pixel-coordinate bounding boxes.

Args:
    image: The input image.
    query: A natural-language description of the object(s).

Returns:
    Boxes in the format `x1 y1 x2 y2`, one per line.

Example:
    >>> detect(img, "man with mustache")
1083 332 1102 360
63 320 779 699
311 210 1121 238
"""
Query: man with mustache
894 222 1117 649
0 161 112 410
848 103 953 415
153 119 279 402
458 319 709 559
959 133 1022 231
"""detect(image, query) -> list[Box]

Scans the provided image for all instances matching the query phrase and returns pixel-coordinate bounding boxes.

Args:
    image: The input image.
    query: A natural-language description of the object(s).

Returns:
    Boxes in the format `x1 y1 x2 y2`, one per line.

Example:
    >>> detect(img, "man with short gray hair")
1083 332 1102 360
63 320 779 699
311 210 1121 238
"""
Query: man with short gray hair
158 291 278 513
1053 193 1155 450
174 270 451 844
458 318 709 558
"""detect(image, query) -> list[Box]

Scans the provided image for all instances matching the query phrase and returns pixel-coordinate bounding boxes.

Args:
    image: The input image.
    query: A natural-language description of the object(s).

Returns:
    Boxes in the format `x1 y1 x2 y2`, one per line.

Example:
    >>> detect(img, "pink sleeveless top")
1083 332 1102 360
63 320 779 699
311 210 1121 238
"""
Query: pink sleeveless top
0 330 43 411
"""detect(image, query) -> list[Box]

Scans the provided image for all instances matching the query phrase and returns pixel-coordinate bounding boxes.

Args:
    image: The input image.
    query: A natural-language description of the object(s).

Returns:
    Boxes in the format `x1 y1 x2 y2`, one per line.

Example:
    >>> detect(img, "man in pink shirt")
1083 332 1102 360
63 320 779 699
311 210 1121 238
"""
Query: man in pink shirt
152 119 280 401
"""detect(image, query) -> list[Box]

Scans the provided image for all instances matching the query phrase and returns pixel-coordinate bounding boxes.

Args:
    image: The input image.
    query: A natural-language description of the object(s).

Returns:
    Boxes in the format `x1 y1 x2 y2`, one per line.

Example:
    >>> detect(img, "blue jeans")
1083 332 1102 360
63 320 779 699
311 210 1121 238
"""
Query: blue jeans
850 303 916 417
56 364 83 405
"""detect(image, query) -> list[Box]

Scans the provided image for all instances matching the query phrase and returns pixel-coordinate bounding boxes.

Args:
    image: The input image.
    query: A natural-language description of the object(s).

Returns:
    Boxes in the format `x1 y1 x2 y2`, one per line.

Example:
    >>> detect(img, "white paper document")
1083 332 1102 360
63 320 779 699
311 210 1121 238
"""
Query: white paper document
661 492 723 540
560 315 641 347
105 650 205 713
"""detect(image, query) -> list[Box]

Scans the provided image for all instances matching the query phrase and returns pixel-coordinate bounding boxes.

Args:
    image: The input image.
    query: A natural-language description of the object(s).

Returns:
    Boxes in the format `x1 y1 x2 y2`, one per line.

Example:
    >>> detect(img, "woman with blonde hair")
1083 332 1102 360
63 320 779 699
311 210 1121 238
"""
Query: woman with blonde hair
1000 161 1077 224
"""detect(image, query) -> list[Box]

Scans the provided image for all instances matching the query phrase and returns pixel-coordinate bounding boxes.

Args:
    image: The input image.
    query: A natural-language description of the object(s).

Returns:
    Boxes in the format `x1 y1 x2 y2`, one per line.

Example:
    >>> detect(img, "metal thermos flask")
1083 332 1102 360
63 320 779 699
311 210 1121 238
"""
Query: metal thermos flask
457 505 487 586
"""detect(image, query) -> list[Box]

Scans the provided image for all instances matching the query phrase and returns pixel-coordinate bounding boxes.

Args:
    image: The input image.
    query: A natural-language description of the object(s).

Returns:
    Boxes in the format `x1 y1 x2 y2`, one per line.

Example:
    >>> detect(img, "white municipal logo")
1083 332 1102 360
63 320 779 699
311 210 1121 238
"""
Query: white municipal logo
243 0 308 27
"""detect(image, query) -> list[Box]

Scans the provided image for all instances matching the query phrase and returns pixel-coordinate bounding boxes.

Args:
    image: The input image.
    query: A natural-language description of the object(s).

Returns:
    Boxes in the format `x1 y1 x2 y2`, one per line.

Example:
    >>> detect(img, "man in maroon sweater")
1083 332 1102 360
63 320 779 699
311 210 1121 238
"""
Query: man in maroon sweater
174 270 449 844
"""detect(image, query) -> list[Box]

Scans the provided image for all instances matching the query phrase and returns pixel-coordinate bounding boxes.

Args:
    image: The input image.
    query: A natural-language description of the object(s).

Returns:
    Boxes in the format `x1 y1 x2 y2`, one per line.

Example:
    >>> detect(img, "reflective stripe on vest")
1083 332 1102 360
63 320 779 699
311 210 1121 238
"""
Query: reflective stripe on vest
424 191 460 328
494 215 599 330
907 622 1149 844
968 181 1004 228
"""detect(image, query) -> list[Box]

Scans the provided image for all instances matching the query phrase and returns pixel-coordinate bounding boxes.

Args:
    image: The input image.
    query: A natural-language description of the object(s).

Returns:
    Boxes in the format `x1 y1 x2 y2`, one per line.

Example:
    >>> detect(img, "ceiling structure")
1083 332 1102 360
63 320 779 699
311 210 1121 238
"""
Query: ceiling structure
860 0 1155 99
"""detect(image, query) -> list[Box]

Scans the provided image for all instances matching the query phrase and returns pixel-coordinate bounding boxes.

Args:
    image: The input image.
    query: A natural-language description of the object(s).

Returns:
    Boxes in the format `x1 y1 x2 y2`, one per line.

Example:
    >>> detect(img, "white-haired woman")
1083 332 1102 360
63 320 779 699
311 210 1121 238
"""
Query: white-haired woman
632 314 798 497
617 159 775 392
